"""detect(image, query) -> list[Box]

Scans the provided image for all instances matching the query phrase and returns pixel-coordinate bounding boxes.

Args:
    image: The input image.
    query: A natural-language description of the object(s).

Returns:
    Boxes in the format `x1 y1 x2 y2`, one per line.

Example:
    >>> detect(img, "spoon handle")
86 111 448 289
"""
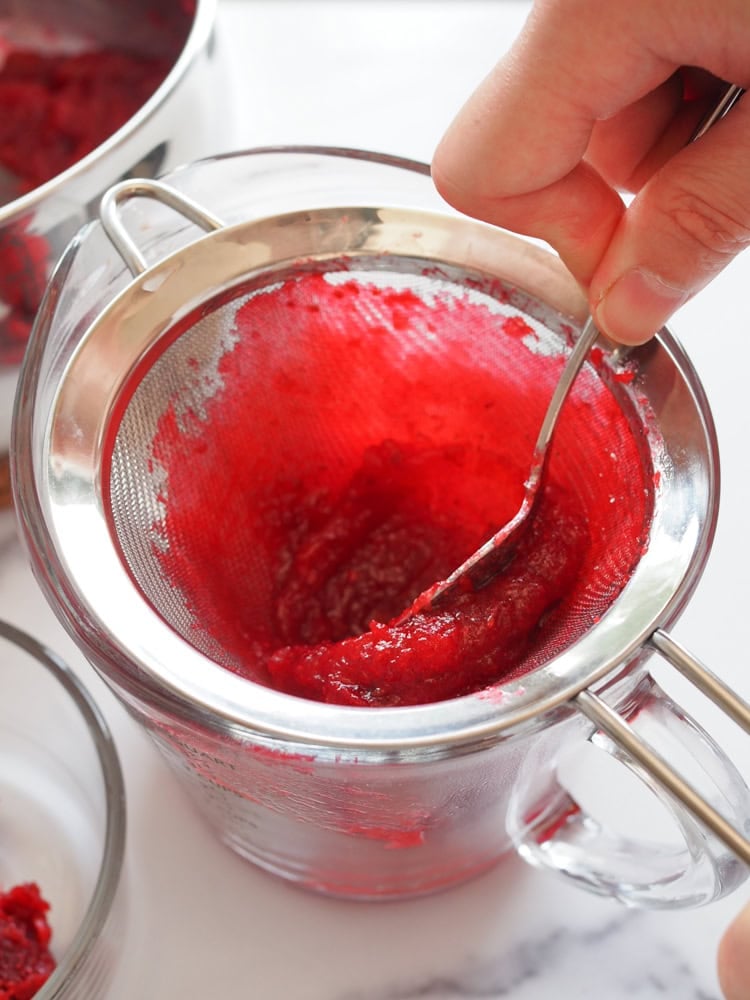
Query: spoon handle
690 82 744 142
527 82 746 494
529 314 599 483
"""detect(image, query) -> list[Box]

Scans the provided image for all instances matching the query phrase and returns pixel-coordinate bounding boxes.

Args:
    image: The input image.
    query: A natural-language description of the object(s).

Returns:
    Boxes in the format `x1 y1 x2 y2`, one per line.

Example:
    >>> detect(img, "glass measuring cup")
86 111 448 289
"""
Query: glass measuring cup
11 146 750 904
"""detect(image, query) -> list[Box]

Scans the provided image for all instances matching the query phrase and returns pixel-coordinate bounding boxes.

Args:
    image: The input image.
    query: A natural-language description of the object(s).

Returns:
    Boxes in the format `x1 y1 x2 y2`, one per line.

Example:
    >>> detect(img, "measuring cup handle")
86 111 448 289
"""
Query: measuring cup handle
508 647 750 908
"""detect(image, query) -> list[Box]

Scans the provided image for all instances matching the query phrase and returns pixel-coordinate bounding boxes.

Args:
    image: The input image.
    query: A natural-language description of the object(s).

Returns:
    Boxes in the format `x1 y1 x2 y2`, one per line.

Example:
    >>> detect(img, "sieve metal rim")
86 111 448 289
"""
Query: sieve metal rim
22 190 719 752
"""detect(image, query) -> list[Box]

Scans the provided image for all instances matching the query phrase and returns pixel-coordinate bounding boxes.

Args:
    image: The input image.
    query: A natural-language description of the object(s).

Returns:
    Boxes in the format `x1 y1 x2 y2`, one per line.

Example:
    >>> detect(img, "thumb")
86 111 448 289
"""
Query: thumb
590 99 750 344
718 900 750 1000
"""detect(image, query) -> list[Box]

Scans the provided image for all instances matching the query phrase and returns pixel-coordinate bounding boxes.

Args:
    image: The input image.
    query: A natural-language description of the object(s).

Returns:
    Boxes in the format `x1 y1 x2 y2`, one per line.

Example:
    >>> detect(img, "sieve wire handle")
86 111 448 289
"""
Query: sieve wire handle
649 628 750 731
573 693 750 865
508 651 750 908
99 179 226 276
573 629 750 868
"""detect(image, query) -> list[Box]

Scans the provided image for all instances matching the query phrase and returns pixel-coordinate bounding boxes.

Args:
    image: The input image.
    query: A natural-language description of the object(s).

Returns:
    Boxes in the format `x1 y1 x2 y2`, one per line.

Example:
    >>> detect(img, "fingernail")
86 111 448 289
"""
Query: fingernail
594 268 689 344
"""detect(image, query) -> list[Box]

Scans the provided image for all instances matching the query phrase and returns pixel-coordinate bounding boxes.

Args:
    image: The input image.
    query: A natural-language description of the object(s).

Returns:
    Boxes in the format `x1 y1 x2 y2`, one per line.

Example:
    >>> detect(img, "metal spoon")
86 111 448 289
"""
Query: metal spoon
405 314 600 617
406 82 744 618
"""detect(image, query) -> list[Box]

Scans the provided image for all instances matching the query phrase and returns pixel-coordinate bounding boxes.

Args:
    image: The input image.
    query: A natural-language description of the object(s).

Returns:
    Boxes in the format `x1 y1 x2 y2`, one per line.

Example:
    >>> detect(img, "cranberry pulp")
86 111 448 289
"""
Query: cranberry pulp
0 883 55 1000
0 7 192 363
144 270 653 706
0 47 173 195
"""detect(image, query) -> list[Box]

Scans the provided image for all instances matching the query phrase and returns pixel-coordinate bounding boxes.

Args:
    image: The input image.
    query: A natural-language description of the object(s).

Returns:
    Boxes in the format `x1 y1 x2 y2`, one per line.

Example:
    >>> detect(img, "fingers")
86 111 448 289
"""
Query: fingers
718 901 750 1000
432 1 672 285
585 73 708 193
432 0 750 342
591 99 750 343
434 0 678 195
434 154 624 288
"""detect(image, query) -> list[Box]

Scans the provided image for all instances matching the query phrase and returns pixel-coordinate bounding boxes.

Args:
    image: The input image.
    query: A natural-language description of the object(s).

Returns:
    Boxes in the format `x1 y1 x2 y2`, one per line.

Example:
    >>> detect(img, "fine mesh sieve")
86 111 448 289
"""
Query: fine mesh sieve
107 254 651 696
23 175 750 865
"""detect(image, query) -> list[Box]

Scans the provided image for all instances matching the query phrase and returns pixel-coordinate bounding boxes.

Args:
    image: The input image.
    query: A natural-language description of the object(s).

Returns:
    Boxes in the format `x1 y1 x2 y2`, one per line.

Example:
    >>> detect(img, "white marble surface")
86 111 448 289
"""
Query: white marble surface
4 1 750 997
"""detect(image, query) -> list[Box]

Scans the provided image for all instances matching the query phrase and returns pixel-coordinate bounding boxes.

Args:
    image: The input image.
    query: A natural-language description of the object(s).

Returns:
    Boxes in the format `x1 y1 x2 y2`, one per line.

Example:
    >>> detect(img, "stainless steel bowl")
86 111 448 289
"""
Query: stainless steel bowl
0 0 223 432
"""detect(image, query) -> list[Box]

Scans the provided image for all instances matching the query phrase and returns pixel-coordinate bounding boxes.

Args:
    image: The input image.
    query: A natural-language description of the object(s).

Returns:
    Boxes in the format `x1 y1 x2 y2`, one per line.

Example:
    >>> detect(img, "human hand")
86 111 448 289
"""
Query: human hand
718 900 750 1000
431 0 750 345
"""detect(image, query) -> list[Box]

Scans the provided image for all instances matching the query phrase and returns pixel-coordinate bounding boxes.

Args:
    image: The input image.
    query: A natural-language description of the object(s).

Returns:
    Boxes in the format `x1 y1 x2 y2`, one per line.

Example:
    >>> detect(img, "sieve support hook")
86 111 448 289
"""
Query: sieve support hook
99 179 226 277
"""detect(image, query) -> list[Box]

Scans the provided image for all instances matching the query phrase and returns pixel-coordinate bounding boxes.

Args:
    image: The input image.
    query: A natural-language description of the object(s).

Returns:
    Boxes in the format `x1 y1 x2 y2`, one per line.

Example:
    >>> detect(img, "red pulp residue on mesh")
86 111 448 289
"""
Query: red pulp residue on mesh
148 272 653 707
0 883 55 999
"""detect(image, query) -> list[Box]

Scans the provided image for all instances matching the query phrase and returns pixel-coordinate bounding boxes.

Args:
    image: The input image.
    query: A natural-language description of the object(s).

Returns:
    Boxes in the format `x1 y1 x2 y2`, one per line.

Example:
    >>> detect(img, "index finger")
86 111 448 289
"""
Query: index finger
431 0 750 283
435 0 750 195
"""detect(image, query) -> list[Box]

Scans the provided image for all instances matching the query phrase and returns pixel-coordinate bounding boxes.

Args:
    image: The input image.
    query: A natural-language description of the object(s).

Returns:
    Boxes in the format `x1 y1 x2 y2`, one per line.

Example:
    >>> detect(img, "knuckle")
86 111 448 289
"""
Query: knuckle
664 182 750 263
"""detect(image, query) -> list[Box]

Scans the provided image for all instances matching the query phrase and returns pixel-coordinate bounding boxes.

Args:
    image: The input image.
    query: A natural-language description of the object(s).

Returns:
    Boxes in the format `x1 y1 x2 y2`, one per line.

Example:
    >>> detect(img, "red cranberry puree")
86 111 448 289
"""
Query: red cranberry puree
0 883 55 1000
0 12 191 363
148 272 652 706
0 7 195 191
0 42 178 193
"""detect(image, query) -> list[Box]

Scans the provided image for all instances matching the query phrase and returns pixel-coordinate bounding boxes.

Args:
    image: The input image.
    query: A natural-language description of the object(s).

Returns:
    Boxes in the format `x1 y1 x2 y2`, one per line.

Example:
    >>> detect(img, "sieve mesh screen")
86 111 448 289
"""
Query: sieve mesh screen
106 258 654 706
